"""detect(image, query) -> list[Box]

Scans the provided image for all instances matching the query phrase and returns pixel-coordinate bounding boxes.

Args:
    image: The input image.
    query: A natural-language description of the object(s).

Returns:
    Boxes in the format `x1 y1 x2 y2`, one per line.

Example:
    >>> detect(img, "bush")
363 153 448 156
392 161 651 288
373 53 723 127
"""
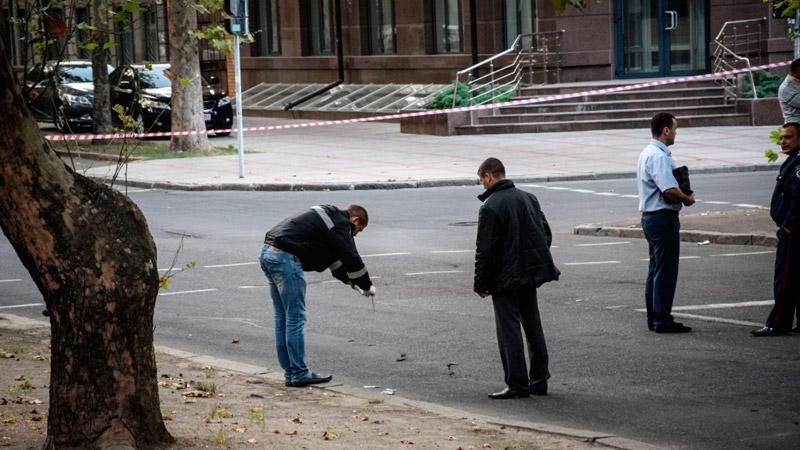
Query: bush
426 83 515 109
740 70 782 98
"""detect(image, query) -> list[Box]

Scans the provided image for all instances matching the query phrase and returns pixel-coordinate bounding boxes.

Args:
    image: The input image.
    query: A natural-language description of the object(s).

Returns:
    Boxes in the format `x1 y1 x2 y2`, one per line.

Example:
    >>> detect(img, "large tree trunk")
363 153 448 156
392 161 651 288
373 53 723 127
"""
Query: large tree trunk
168 0 211 152
0 30 173 450
91 0 113 136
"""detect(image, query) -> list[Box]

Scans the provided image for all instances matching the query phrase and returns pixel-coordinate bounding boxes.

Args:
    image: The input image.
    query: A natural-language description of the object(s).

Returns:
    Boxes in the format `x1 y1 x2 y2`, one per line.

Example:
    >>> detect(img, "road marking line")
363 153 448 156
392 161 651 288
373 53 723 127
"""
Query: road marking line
563 261 621 266
574 241 630 247
121 189 154 193
639 256 700 261
711 251 773 257
362 252 411 258
731 203 764 209
671 300 774 311
239 285 267 289
203 262 258 268
571 189 595 193
594 192 621 196
671 312 762 327
0 303 43 310
405 270 463 276
158 268 183 273
701 201 730 205
542 186 571 190
159 288 218 297
0 279 22 283
620 194 639 198
431 250 472 254
519 184 544 188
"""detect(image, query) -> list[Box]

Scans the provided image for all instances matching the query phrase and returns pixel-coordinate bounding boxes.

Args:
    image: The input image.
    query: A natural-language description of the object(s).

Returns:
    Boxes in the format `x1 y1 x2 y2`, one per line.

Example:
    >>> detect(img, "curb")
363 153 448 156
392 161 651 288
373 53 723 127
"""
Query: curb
574 225 777 247
89 164 778 192
0 313 661 450
55 149 142 162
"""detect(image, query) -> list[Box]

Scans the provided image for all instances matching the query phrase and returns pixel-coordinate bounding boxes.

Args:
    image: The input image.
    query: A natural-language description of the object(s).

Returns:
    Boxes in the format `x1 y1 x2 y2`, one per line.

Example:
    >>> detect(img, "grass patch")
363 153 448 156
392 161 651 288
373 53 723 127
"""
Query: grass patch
195 381 217 395
49 140 239 160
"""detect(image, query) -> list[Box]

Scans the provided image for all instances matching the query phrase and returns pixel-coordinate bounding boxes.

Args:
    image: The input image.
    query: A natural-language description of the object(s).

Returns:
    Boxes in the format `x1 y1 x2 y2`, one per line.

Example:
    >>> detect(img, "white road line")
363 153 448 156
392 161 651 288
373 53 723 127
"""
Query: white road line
571 189 595 193
158 268 183 273
203 262 258 269
122 189 153 193
731 203 764 209
0 303 43 310
563 261 621 266
239 285 267 289
670 300 774 311
594 192 621 196
701 201 730 205
680 256 701 260
431 250 472 254
671 312 762 327
542 186 571 190
620 194 639 198
405 270 463 276
711 251 773 257
362 252 411 258
0 279 22 283
158 288 218 297
574 241 630 247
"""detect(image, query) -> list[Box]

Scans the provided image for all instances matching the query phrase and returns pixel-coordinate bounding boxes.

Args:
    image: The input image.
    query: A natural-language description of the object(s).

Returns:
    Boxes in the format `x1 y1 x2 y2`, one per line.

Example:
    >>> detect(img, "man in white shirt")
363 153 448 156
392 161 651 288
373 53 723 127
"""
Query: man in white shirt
637 112 695 333
778 59 800 124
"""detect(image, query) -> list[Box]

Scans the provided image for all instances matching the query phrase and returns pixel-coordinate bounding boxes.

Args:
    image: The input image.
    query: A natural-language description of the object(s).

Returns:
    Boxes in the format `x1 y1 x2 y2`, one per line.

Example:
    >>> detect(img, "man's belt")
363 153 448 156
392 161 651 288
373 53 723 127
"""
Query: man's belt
642 209 679 217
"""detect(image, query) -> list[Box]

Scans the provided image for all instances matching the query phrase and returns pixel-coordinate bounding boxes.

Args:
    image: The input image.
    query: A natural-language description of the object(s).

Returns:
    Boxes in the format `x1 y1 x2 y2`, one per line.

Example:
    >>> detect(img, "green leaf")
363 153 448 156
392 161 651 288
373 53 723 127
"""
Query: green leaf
770 128 782 144
112 11 130 23
123 0 147 14
159 276 171 290
80 42 99 51
112 104 126 115
103 41 115 50
185 261 197 270
76 21 96 31
179 78 192 88
765 149 779 163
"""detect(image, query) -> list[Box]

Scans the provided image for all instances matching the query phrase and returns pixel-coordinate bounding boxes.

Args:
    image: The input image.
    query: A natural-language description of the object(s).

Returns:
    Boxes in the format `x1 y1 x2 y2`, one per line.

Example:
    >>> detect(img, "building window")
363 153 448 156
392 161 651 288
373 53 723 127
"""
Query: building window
432 0 462 53
504 0 536 48
253 0 280 55
75 7 90 59
366 0 395 54
301 0 334 56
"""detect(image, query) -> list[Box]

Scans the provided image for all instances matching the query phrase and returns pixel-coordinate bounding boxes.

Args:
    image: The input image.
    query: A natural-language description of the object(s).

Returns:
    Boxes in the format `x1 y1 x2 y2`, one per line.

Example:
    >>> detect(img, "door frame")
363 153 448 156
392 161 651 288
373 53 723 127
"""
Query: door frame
613 0 710 79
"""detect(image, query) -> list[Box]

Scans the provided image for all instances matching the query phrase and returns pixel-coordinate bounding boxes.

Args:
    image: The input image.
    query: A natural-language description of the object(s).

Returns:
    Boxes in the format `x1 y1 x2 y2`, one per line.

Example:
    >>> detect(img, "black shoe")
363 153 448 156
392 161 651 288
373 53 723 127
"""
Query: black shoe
750 326 788 337
647 322 655 331
530 381 548 396
287 372 332 387
488 387 530 399
792 325 800 333
654 322 692 333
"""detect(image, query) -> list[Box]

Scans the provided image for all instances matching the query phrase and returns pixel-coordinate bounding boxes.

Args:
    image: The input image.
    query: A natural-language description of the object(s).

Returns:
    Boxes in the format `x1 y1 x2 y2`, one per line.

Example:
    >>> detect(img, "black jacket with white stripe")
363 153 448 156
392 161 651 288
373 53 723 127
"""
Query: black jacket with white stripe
264 204 372 290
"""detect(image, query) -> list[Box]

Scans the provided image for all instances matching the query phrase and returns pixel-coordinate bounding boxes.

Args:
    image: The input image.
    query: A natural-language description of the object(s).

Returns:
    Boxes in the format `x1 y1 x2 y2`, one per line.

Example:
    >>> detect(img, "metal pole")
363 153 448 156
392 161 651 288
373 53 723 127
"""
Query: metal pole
233 34 245 178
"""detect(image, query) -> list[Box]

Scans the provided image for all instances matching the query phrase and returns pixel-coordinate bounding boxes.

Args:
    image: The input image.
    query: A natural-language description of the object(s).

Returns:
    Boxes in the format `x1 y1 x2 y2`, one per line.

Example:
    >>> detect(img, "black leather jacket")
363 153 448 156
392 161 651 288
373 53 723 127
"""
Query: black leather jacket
770 151 800 232
474 180 560 295
264 205 372 290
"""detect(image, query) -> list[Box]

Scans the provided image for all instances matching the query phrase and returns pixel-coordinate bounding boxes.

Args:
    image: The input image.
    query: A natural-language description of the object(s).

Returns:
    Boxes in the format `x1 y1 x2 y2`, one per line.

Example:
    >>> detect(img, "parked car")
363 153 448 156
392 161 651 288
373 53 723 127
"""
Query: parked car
109 63 233 136
25 60 114 132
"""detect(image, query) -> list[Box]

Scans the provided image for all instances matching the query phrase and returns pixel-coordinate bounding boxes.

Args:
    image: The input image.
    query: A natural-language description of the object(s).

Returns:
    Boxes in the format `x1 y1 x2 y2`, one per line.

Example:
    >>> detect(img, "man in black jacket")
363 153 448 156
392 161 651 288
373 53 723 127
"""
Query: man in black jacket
474 158 560 399
752 123 800 337
260 204 375 386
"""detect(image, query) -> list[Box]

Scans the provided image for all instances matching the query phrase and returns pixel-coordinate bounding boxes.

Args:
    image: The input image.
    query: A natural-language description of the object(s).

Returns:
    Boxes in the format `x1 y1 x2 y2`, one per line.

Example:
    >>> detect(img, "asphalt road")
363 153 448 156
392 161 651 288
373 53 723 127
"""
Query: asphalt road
2 171 799 449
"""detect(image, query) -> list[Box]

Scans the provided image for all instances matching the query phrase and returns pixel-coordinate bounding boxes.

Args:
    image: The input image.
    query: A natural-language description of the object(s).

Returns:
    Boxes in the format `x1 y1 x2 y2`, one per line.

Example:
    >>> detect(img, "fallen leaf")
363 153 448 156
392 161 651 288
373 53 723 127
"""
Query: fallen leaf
322 430 338 440
360 415 369 421
32 355 46 361
182 390 211 398
30 416 42 422
25 399 42 405
285 430 298 436
232 338 240 344
400 440 414 444
448 436 457 440
0 352 14 359
13 376 26 381
2 418 16 424
289 417 303 424
234 427 246 433
247 438 258 444
272 430 280 434
482 444 492 448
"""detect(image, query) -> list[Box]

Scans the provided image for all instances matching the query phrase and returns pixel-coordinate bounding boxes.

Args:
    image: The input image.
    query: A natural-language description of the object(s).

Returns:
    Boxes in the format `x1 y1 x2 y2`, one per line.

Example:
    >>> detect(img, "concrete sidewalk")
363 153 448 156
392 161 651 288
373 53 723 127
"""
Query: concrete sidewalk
78 118 779 191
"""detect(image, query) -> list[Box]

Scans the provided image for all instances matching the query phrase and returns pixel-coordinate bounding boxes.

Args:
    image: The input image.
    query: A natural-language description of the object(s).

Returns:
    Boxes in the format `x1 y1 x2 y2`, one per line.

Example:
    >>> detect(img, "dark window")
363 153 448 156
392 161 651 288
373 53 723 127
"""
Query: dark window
115 21 134 66
431 0 462 53
75 7 90 59
366 0 395 54
504 0 536 48
301 0 334 55
143 7 160 61
253 0 281 55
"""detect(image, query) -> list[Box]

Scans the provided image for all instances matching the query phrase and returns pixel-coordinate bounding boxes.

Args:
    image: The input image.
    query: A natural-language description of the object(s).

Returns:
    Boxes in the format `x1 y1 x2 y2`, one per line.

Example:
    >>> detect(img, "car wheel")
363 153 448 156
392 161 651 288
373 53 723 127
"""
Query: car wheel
54 107 69 133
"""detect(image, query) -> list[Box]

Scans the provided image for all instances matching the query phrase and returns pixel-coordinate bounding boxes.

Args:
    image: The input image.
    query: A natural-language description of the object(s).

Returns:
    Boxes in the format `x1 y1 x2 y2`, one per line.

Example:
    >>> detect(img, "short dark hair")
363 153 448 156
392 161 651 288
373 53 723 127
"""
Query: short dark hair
651 112 676 137
347 204 368 226
791 58 800 74
477 157 505 177
782 122 800 134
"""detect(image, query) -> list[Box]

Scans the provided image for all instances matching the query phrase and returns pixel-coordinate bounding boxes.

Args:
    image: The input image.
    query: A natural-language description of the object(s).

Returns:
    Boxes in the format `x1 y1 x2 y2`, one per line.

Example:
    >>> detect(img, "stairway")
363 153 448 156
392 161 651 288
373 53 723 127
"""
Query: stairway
455 79 751 135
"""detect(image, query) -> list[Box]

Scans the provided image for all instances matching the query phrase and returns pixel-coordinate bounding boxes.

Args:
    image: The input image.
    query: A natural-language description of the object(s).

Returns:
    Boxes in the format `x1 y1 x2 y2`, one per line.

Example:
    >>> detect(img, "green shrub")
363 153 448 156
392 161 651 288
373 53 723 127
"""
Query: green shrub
740 70 782 98
426 83 516 109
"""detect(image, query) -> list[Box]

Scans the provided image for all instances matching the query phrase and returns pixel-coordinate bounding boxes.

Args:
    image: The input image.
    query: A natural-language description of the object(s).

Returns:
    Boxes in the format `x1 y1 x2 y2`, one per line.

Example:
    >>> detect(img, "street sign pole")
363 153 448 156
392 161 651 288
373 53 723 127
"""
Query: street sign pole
233 34 245 178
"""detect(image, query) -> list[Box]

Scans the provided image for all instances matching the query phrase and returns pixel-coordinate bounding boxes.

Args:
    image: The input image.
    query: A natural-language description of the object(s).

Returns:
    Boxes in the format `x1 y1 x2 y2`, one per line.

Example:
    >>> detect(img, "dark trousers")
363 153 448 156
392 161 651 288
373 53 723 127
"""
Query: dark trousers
641 213 681 327
491 287 550 391
766 229 800 331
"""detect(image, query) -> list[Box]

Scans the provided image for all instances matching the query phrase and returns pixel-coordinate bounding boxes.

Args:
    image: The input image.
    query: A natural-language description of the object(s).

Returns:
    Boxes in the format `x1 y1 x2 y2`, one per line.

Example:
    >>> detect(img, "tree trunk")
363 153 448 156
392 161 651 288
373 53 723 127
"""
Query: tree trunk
0 31 173 450
91 0 113 137
168 0 211 152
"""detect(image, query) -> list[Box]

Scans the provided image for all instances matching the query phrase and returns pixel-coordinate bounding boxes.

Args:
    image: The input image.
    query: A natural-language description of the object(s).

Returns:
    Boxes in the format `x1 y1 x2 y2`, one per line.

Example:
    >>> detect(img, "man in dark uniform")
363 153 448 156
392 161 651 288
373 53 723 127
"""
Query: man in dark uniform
752 123 800 337
474 158 560 399
260 204 375 385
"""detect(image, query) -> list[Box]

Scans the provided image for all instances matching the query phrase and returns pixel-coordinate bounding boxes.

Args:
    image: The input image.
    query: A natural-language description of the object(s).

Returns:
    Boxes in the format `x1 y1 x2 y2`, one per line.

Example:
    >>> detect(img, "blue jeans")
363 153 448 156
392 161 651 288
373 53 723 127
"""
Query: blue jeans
259 244 309 382
641 213 680 327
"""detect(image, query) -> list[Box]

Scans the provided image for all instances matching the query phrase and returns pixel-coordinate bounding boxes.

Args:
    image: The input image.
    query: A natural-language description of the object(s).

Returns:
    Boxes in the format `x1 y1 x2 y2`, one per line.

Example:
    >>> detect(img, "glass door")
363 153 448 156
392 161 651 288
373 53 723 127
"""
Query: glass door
614 0 708 78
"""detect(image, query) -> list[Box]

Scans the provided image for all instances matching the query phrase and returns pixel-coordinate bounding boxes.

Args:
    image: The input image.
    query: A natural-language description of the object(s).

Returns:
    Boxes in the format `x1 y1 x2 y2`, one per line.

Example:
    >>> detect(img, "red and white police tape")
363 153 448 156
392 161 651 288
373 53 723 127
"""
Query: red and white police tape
44 60 790 142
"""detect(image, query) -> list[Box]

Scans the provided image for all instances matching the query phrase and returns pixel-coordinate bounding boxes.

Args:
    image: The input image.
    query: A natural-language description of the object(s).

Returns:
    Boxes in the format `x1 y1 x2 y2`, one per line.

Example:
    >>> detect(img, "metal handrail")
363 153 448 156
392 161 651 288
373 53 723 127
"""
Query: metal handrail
712 17 767 101
451 30 565 110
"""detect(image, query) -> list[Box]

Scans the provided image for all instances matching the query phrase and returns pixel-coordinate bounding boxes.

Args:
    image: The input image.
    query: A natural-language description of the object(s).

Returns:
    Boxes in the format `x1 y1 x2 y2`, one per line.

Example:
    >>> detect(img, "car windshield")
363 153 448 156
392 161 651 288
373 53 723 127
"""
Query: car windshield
138 67 172 89
56 66 94 84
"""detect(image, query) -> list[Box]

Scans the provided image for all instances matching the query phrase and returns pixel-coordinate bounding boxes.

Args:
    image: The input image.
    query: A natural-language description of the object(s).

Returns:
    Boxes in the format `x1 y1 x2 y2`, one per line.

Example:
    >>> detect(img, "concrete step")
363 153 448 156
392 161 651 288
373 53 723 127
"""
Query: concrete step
514 86 725 103
519 79 722 96
481 104 737 124
456 113 751 135
498 95 729 114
